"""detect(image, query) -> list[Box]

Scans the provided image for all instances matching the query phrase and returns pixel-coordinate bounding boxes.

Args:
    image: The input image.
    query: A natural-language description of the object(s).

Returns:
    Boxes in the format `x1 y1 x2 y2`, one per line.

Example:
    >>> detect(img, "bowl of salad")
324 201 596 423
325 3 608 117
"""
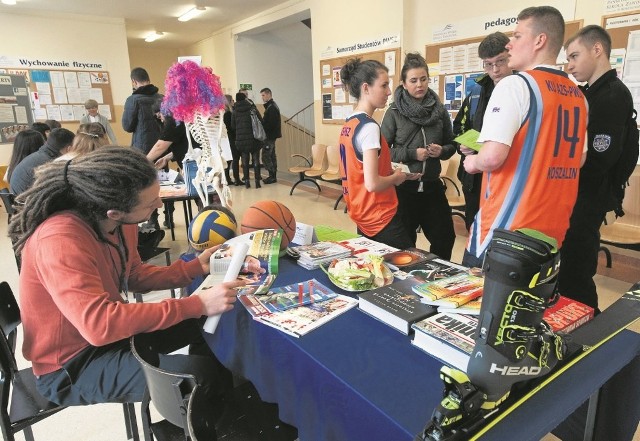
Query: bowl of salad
321 254 394 292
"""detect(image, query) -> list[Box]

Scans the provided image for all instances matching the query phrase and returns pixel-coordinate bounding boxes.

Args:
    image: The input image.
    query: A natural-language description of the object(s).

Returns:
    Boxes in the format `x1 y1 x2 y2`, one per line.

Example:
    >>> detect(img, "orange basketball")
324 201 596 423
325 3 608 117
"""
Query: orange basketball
240 200 296 249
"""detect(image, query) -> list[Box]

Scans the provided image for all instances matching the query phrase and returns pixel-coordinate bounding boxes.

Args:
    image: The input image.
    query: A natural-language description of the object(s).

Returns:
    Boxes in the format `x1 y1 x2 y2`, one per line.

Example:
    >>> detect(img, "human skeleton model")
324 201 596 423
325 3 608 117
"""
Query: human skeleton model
161 60 230 209
184 110 232 209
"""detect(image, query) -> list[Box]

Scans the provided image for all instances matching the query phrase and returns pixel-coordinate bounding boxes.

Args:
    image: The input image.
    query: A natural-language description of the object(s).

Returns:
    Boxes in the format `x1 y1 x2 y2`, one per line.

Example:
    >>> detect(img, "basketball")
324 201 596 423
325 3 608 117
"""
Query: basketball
240 200 296 249
188 209 237 251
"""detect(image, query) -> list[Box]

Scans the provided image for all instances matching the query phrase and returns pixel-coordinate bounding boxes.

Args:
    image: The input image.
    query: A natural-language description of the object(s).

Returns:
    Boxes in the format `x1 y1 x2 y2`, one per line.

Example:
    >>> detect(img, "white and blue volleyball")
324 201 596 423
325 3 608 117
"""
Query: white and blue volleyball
188 209 237 251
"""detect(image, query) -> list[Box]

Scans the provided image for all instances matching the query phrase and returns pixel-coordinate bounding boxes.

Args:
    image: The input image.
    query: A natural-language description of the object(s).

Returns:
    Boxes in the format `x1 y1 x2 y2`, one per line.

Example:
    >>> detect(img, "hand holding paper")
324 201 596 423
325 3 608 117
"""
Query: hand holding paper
203 242 250 334
454 129 483 152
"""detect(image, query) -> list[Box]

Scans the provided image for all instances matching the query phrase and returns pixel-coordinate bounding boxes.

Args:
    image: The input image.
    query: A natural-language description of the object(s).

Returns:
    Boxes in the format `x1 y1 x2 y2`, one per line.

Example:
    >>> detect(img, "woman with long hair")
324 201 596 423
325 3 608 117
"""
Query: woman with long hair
381 52 456 259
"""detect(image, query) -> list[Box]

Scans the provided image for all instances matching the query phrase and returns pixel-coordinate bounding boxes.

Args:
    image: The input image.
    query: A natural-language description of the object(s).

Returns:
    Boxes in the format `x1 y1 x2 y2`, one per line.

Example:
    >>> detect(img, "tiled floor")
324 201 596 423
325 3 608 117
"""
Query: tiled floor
1 172 638 440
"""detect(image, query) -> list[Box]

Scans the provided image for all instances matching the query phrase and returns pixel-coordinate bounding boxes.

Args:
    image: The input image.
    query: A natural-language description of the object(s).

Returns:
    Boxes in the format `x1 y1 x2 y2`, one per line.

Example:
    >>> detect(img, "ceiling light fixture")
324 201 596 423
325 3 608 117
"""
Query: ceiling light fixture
1 0 17 5
144 32 164 43
178 6 206 22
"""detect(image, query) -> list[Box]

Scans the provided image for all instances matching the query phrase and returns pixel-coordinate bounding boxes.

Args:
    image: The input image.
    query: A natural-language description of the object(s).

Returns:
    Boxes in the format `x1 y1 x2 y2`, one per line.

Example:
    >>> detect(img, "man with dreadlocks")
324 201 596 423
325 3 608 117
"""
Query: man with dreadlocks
9 147 245 407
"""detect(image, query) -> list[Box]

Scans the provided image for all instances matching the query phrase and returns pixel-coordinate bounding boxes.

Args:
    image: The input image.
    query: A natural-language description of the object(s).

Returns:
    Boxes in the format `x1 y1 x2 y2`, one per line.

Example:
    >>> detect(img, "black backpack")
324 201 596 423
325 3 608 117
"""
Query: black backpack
610 108 639 217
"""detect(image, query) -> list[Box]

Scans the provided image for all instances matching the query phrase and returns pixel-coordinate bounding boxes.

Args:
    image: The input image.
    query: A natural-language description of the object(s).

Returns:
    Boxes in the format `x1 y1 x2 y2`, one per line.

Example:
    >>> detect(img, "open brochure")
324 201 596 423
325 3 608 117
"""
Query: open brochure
198 229 282 297
238 279 338 317
233 229 282 296
257 295 358 337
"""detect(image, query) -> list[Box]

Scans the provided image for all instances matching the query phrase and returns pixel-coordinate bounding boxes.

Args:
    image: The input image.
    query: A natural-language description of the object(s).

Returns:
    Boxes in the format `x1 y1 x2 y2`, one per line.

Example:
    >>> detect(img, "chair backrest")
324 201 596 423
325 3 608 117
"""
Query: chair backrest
131 334 218 440
309 144 327 171
0 190 17 217
0 282 20 375
324 145 340 176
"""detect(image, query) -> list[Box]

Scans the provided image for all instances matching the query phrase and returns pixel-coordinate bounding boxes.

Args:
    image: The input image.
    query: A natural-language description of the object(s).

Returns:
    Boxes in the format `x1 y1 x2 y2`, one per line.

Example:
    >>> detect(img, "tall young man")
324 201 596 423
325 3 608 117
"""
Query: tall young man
558 25 634 310
260 87 282 184
453 32 512 230
462 6 588 268
122 67 163 155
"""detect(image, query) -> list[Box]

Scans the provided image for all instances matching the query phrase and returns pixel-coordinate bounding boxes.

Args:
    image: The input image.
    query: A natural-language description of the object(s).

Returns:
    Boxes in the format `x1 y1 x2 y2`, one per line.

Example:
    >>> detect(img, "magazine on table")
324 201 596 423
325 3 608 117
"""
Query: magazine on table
257 295 358 337
238 279 338 318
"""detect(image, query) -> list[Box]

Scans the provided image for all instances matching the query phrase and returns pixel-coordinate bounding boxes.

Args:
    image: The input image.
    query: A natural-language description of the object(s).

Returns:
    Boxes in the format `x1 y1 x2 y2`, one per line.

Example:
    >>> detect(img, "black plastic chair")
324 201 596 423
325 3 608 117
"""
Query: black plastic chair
131 334 219 441
0 189 17 222
134 244 176 303
0 281 139 441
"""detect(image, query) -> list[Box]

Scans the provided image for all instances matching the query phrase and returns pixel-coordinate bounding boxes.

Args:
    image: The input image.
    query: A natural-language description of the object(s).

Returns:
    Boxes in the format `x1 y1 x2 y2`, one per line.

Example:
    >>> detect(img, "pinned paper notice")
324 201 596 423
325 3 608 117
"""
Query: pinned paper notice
454 129 483 152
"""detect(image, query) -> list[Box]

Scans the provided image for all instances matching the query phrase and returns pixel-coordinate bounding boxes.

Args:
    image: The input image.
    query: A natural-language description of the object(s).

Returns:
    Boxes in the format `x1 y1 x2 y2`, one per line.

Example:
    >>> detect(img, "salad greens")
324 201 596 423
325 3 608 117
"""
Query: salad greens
321 254 391 292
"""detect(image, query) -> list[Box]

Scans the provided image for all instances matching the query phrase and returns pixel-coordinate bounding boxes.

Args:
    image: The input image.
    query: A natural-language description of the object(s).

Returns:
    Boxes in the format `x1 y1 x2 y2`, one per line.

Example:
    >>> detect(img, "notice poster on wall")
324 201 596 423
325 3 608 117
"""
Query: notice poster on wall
322 93 332 120
0 74 34 143
443 74 464 111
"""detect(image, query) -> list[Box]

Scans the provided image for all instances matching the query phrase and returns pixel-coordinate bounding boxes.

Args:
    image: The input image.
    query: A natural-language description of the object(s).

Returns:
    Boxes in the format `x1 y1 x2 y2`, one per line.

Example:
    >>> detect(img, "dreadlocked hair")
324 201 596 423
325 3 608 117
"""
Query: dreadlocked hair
8 147 157 291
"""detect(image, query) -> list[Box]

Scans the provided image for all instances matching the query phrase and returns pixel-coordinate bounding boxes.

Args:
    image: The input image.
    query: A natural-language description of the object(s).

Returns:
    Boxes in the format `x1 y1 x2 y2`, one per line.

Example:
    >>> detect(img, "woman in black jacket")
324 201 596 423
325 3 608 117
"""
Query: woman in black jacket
231 93 262 188
223 94 242 186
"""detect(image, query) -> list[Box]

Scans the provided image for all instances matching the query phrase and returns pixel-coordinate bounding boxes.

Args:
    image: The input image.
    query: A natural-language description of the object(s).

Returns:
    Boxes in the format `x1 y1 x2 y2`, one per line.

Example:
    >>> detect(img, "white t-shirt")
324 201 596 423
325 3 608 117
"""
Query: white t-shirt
477 73 531 146
349 111 381 153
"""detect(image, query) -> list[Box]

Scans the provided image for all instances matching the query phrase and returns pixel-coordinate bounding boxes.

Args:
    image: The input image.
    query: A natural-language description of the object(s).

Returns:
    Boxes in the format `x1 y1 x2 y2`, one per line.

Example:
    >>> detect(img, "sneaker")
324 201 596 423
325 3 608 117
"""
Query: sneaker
138 230 165 249
140 219 161 232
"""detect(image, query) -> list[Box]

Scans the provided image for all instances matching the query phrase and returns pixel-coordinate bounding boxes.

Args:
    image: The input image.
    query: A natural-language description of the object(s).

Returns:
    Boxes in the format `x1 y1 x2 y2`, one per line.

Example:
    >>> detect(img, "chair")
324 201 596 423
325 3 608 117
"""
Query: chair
131 334 219 441
320 145 346 211
288 144 327 195
599 174 640 266
0 189 17 222
439 155 466 223
0 281 139 441
134 243 176 303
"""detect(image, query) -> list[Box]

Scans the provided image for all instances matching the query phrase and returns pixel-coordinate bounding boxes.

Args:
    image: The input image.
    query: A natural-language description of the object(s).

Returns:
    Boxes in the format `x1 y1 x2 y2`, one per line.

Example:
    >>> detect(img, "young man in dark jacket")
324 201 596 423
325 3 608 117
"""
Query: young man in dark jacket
558 25 635 311
122 67 163 154
260 88 282 184
453 32 511 230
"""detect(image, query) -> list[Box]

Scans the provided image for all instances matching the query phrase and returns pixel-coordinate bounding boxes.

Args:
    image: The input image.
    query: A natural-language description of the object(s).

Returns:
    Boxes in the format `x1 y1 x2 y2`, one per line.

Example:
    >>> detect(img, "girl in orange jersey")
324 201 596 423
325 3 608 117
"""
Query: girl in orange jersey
338 58 420 249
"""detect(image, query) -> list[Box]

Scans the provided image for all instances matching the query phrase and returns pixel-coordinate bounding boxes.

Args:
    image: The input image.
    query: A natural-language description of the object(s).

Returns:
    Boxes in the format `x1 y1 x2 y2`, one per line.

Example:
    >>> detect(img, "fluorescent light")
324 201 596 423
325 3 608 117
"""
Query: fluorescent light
1 0 17 5
144 32 164 43
178 6 205 22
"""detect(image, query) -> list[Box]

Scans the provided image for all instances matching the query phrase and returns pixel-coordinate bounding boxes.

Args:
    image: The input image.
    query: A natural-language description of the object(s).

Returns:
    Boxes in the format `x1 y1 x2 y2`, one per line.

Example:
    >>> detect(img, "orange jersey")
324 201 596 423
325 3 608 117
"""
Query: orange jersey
468 68 587 257
339 113 397 237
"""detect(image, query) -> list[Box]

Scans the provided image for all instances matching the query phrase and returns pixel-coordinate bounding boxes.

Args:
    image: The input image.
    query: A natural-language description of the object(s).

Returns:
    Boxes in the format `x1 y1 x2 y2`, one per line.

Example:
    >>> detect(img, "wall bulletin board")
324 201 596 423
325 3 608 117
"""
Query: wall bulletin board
603 10 640 165
425 20 582 114
319 48 401 125
28 69 114 123
0 74 34 144
603 11 640 110
0 68 115 125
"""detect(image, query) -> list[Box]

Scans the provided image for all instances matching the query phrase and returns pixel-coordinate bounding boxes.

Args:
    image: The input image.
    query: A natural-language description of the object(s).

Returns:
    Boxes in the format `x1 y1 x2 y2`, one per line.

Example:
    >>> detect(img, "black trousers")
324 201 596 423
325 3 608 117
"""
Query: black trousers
241 150 261 182
396 182 456 260
358 210 414 250
557 194 606 310
36 318 231 407
462 173 482 231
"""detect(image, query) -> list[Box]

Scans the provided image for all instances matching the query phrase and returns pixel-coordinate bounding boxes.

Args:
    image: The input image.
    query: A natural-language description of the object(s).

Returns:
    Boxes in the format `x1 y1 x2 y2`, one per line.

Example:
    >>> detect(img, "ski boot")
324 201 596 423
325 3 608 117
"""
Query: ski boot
417 229 567 440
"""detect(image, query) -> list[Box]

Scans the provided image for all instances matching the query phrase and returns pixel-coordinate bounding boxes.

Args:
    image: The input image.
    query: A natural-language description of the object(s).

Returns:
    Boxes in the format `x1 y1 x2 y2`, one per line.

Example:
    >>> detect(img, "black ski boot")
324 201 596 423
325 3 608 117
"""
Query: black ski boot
417 229 567 440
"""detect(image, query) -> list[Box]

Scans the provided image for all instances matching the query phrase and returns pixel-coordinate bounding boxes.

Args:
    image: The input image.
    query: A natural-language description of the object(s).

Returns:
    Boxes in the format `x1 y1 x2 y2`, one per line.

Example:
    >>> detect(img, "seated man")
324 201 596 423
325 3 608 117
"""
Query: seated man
8 147 246 406
10 128 74 195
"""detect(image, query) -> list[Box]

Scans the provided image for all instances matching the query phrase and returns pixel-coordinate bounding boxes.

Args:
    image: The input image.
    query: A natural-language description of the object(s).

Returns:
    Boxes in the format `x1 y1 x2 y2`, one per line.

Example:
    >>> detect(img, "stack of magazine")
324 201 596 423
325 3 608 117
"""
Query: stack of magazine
289 242 352 270
238 278 357 337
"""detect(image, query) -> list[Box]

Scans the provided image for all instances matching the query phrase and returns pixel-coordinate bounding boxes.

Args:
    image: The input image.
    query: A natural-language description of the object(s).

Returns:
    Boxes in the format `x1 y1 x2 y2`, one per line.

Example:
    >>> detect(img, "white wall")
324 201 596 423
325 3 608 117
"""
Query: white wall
0 10 131 161
309 0 404 145
235 21 313 118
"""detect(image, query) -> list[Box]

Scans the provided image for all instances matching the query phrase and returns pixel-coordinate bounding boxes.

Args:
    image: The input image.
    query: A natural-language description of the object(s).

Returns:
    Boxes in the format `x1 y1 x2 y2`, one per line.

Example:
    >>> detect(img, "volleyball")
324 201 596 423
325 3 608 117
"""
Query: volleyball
188 209 237 251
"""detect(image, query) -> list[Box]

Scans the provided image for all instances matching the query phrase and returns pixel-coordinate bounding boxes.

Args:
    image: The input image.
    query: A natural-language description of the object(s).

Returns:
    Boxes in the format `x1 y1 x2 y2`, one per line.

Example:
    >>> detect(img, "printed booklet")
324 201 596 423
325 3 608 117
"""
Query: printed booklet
238 279 337 317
